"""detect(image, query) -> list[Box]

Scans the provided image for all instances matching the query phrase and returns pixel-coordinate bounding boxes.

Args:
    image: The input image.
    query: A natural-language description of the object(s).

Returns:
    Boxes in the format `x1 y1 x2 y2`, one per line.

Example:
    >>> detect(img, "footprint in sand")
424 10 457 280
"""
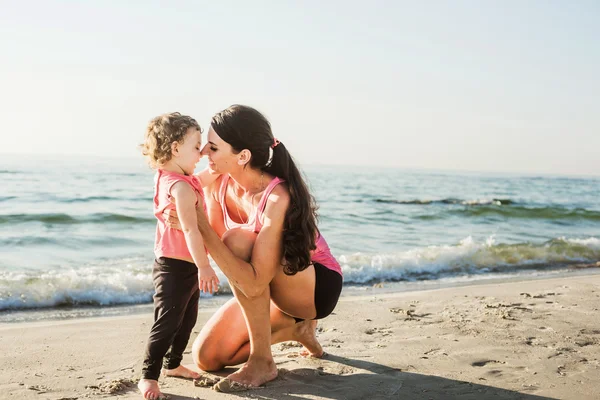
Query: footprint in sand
533 292 558 299
86 378 137 396
555 359 590 377
390 307 430 321
471 360 506 367
26 385 50 394
278 341 304 350
575 339 596 347
193 373 221 387
365 327 392 336
334 365 356 375
579 328 600 335
521 383 540 391
325 338 344 348
423 348 448 357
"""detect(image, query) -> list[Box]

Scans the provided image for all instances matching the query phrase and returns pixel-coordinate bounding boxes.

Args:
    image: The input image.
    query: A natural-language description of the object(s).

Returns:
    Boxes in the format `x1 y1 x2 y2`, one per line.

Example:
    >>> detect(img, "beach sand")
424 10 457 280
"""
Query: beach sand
1 273 599 400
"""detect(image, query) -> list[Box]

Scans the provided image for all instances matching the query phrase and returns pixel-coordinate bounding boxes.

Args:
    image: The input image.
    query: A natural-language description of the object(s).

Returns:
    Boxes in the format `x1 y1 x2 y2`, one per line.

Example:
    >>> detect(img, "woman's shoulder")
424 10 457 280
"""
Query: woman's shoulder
203 174 226 202
212 174 227 189
265 179 290 210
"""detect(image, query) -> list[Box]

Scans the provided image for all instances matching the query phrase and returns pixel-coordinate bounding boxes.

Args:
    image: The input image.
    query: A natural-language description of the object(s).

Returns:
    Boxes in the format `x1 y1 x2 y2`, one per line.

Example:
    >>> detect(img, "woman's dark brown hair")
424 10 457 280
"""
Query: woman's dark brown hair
211 105 318 275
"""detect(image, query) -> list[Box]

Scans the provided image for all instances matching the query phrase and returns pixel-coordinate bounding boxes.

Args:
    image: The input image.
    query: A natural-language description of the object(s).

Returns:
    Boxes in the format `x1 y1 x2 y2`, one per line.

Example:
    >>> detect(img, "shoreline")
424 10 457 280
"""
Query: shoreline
2 266 599 325
1 273 599 399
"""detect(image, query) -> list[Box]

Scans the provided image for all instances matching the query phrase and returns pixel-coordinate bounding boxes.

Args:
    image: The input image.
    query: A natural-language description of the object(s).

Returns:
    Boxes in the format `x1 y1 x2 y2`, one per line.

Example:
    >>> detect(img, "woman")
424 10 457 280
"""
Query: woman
172 105 343 389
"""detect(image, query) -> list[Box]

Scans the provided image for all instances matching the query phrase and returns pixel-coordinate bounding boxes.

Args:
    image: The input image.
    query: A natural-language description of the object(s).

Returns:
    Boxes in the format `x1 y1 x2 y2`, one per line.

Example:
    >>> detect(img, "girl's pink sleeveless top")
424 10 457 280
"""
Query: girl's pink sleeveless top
153 169 206 261
219 175 342 276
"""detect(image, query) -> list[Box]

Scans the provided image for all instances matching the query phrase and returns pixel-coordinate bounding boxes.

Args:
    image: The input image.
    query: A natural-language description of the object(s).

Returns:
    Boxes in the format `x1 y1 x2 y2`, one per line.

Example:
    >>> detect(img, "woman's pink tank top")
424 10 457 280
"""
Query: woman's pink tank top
219 175 342 275
153 169 206 261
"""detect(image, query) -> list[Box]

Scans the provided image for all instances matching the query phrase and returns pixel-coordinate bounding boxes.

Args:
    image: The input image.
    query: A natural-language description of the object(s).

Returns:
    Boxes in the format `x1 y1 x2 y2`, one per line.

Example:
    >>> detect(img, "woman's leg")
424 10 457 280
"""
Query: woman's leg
192 296 321 371
223 276 277 387
192 229 322 385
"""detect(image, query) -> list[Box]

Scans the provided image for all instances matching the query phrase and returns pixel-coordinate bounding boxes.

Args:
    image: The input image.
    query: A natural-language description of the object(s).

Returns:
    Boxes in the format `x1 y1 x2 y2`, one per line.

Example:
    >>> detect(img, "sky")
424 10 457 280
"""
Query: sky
1 1 599 176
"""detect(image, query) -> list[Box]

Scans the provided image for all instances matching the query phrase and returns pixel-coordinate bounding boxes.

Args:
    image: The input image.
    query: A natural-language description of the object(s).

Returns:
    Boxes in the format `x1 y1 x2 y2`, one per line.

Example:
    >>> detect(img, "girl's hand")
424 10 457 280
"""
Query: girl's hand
198 266 220 294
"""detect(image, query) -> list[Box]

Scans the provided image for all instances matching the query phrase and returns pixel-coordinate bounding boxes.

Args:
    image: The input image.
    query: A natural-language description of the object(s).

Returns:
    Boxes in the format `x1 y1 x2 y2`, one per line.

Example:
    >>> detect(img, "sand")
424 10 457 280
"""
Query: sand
1 273 599 400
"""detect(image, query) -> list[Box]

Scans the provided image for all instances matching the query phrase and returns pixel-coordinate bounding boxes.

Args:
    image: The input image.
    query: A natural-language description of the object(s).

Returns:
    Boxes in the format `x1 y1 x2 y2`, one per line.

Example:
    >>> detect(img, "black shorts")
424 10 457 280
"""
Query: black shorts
293 262 343 322
313 262 343 319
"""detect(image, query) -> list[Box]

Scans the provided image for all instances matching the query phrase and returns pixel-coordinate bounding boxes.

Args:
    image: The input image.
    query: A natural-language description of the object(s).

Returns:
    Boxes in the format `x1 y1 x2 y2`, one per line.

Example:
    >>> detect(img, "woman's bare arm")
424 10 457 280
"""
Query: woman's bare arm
195 186 289 299
203 176 227 238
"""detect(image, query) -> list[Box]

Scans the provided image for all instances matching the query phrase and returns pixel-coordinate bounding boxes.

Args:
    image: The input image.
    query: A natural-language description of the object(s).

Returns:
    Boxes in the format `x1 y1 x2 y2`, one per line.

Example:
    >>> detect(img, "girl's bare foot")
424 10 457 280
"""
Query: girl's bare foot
293 320 324 358
162 364 201 379
138 379 164 400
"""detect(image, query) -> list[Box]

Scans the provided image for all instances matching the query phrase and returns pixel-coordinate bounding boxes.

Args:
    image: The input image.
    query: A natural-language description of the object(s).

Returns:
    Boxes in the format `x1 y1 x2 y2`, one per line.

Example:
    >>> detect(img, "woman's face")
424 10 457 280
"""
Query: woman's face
201 126 239 174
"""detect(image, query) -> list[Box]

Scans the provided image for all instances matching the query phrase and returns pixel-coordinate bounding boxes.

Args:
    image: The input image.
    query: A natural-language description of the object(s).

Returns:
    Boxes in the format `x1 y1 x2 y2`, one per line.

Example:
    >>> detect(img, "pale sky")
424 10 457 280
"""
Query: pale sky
1 1 599 176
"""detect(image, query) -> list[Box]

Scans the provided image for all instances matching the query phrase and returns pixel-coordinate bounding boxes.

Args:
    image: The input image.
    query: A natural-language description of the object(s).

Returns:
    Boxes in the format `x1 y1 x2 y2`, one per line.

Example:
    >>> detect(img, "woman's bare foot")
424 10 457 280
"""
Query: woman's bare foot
162 364 201 379
222 357 278 388
293 320 324 358
138 379 165 400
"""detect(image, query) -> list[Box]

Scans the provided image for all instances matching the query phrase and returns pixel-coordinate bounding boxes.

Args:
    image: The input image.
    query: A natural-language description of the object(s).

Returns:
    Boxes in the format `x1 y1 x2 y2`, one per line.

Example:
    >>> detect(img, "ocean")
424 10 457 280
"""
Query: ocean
1 154 599 323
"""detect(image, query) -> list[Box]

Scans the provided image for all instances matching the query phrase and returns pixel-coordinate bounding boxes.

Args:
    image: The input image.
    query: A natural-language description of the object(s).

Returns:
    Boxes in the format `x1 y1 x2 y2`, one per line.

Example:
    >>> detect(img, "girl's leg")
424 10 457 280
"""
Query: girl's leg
163 285 201 378
140 259 197 398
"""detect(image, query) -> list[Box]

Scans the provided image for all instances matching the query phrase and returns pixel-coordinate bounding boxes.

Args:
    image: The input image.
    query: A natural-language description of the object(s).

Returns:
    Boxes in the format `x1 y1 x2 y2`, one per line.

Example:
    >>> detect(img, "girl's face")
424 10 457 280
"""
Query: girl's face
174 127 202 175
201 126 240 174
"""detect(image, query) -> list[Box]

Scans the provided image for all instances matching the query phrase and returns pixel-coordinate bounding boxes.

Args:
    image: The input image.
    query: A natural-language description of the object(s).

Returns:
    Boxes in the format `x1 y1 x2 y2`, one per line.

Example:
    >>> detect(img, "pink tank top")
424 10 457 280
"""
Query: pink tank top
219 175 342 275
154 169 206 261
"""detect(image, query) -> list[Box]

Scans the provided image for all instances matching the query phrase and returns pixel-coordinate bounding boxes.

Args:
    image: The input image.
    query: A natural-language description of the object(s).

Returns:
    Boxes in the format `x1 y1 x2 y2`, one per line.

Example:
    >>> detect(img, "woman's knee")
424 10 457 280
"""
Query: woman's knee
192 335 224 371
221 229 257 261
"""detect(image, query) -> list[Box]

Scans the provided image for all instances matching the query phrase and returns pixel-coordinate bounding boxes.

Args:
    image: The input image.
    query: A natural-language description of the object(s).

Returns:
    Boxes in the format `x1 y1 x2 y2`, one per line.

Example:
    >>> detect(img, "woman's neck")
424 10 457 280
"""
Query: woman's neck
229 168 266 195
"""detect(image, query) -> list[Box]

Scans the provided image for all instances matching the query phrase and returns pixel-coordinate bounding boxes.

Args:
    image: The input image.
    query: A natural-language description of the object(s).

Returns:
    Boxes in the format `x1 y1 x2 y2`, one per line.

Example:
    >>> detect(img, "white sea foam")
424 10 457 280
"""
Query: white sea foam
338 236 600 284
1 237 599 311
0 256 231 311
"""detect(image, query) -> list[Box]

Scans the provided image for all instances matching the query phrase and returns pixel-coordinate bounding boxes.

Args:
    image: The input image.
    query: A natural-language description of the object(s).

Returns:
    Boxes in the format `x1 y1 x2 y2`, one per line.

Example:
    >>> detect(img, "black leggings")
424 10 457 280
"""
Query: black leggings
141 257 200 380
295 262 343 322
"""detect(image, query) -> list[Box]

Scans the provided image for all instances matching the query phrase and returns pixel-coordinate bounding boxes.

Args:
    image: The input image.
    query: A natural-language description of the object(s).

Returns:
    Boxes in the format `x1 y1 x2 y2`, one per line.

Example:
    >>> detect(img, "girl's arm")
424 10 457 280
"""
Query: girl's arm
196 167 221 188
171 182 219 292
161 175 224 235
194 185 289 299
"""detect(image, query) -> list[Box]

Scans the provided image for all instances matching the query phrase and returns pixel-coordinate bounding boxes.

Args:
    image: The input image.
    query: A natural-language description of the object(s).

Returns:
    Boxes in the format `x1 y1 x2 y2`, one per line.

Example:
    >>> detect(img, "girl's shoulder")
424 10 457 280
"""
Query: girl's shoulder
157 170 202 196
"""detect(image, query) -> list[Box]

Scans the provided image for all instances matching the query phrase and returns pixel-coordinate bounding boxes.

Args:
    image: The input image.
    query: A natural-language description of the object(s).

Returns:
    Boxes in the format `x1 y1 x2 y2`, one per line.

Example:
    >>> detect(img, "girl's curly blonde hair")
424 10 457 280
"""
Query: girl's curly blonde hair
140 112 201 169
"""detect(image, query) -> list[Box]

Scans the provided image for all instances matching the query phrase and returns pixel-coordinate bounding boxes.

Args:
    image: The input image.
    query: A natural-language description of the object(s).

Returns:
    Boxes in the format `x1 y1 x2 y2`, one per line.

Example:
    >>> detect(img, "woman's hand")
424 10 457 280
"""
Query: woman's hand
163 195 206 230
163 209 182 230
195 202 208 223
